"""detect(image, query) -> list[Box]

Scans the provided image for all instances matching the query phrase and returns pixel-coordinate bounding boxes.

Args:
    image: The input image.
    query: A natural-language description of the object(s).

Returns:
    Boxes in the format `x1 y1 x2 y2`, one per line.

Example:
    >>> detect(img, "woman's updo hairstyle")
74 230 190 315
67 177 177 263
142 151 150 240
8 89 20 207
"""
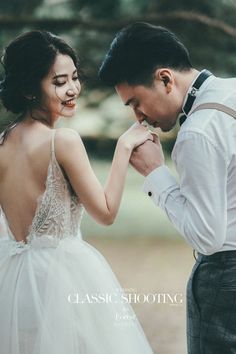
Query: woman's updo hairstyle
0 30 79 114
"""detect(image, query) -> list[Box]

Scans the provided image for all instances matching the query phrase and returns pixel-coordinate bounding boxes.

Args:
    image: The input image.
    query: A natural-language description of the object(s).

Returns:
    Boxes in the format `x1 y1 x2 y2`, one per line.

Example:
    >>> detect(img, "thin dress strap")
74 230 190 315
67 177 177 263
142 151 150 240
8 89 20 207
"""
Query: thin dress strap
50 129 65 181
51 129 56 154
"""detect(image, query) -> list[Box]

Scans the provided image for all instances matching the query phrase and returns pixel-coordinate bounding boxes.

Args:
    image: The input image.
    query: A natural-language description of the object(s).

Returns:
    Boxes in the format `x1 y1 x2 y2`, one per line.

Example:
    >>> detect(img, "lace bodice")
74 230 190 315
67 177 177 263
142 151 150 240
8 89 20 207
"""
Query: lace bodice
0 129 84 252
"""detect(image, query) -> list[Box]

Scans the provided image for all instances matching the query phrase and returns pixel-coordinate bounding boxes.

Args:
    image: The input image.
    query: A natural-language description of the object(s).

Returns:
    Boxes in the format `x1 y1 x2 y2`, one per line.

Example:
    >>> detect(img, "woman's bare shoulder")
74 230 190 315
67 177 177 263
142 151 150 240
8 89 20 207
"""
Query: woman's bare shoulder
54 128 85 163
55 127 80 141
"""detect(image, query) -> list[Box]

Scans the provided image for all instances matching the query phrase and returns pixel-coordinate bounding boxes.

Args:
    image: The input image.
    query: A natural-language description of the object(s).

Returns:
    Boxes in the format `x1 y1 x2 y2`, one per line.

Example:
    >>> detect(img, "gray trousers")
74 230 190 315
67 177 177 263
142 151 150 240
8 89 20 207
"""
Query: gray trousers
187 250 236 354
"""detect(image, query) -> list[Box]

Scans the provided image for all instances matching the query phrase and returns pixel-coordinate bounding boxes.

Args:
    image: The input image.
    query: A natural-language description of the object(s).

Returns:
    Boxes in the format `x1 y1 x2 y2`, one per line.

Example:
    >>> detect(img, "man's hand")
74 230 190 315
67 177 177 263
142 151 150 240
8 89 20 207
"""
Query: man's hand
130 133 165 176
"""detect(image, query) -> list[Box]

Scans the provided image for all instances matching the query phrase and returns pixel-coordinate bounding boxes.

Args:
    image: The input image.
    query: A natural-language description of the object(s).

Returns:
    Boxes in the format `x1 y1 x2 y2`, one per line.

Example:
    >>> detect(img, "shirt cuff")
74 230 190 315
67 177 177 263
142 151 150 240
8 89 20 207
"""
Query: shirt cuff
142 165 178 205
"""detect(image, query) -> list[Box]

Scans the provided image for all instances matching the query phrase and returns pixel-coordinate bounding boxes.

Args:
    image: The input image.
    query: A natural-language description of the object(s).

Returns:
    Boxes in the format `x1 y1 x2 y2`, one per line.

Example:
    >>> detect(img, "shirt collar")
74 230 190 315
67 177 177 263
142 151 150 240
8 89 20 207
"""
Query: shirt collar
181 69 214 116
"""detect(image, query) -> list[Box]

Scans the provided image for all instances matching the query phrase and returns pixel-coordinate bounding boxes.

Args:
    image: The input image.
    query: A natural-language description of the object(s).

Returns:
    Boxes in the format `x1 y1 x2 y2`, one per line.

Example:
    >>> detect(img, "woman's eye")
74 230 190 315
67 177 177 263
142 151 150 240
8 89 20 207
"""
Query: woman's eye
54 81 66 87
54 76 78 86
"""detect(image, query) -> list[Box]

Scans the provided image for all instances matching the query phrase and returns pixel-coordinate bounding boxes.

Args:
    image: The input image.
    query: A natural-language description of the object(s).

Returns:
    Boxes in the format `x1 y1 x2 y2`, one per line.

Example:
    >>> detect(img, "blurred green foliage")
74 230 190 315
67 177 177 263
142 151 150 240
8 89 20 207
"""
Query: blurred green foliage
1 0 236 155
0 0 236 85
0 0 43 15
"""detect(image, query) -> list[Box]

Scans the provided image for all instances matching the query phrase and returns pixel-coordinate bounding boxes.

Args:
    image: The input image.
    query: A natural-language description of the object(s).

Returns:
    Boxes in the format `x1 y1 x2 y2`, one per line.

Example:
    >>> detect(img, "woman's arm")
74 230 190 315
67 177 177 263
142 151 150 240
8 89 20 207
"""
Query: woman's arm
55 123 152 225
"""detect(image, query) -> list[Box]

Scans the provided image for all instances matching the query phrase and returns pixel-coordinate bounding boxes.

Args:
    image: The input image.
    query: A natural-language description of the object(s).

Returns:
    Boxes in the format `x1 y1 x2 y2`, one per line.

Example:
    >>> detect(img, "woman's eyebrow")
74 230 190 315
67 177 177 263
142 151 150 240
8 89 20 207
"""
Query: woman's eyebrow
53 69 77 80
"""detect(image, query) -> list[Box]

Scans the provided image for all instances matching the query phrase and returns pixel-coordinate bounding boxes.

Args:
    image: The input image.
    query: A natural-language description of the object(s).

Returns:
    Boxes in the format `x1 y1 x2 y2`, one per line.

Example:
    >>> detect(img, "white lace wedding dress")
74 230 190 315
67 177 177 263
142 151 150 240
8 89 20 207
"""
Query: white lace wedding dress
0 129 154 354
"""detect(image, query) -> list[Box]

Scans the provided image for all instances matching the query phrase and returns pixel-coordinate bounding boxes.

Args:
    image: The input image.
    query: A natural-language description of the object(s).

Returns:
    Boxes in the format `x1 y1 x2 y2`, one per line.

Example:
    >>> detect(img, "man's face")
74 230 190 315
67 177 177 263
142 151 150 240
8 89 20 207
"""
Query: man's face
115 69 182 132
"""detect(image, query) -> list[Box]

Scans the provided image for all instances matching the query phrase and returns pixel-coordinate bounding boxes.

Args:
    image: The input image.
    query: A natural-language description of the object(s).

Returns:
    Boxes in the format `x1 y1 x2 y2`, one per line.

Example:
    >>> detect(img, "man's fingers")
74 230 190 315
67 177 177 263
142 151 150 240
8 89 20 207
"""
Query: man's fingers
129 156 136 168
129 158 140 172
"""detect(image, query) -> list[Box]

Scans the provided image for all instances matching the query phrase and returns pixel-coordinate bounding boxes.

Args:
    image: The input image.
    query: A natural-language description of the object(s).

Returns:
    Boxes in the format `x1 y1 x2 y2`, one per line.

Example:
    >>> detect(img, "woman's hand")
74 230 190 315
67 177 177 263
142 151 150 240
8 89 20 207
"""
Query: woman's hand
118 122 154 151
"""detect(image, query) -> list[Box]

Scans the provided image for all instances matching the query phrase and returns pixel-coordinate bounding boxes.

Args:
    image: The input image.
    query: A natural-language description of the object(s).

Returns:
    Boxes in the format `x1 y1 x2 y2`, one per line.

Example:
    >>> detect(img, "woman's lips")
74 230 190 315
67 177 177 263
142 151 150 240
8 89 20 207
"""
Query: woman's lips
62 98 76 107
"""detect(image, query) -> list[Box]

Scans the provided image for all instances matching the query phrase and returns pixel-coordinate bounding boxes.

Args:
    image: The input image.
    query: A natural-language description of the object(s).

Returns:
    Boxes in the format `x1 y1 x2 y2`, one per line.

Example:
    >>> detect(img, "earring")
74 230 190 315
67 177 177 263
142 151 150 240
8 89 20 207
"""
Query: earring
26 95 36 101
25 94 37 105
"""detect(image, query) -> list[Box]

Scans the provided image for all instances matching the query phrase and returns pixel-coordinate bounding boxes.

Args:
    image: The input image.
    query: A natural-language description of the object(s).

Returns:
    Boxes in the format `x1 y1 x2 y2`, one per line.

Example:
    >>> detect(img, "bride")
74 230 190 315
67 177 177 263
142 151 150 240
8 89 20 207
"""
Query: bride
0 30 155 353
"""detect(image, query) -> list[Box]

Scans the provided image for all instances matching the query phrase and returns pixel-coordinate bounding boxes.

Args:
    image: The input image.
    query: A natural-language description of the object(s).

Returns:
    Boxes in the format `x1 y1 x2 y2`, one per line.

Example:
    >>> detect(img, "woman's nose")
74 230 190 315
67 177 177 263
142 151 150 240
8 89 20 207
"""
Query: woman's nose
67 88 76 97
67 81 81 96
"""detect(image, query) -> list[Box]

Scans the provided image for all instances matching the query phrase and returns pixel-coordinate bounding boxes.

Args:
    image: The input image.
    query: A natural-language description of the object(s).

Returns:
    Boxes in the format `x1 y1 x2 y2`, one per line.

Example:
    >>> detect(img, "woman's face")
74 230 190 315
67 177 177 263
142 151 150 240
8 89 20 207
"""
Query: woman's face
39 53 81 121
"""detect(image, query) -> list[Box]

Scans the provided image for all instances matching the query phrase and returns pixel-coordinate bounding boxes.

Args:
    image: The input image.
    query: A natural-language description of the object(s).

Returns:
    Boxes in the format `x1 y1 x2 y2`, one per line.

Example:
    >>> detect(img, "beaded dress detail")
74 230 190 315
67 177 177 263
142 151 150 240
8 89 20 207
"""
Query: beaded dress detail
0 129 154 354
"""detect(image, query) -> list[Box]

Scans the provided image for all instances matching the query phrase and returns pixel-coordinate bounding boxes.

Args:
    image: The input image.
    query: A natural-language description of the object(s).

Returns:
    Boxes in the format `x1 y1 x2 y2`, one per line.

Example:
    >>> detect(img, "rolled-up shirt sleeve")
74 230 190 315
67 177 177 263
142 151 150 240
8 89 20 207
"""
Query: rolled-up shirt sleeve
143 132 228 255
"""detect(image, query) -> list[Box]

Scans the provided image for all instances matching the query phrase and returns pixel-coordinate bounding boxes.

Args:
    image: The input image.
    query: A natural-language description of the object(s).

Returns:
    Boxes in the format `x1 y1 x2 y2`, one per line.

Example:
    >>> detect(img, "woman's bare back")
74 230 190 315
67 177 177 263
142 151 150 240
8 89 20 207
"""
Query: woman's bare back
0 120 54 242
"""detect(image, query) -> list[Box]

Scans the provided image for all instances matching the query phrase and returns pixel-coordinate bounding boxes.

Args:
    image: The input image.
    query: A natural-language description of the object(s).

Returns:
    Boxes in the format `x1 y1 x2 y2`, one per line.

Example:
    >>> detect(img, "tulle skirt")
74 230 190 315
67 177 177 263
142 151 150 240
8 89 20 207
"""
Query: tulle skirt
0 233 154 354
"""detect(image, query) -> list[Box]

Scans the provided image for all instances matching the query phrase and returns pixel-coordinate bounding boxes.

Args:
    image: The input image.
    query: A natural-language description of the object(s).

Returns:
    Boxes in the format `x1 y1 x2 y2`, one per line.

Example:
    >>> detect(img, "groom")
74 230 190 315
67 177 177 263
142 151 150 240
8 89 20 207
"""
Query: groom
99 22 236 353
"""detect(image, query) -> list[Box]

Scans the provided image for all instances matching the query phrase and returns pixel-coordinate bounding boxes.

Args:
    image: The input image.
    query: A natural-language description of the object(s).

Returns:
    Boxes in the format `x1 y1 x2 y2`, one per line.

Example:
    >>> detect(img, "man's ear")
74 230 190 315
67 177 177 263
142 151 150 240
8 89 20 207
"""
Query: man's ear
154 68 172 85
154 68 173 93
162 77 169 86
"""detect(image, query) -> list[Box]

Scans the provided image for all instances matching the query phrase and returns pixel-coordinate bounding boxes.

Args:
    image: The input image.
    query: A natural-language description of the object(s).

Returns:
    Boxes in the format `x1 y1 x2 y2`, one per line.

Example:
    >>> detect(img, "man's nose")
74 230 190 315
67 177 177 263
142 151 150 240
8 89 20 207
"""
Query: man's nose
134 108 147 123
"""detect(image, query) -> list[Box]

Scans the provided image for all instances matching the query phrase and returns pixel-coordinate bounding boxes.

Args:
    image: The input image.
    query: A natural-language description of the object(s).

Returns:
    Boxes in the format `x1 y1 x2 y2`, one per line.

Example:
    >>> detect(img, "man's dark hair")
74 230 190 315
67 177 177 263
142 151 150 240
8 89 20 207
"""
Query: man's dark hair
99 22 192 87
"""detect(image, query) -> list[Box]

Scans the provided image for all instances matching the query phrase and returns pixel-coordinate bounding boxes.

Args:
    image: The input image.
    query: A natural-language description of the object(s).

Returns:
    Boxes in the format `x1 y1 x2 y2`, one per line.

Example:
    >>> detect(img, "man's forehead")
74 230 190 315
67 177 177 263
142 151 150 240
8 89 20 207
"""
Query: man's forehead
115 82 136 103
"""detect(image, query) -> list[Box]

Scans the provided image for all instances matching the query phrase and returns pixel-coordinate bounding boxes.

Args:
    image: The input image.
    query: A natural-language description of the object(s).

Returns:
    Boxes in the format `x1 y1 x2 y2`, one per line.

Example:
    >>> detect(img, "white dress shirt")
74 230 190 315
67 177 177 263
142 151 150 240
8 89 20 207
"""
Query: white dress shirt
143 71 236 255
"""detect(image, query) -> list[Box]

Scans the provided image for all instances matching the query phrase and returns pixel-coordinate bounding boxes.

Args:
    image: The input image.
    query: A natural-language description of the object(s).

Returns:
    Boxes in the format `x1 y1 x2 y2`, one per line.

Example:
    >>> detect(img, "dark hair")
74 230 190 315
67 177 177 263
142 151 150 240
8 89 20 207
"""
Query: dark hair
99 22 192 87
0 30 80 142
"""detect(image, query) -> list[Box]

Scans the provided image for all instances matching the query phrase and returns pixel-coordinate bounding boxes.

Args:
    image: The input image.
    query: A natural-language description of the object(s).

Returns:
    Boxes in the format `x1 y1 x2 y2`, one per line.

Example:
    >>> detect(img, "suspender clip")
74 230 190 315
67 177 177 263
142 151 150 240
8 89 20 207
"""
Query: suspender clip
190 87 198 97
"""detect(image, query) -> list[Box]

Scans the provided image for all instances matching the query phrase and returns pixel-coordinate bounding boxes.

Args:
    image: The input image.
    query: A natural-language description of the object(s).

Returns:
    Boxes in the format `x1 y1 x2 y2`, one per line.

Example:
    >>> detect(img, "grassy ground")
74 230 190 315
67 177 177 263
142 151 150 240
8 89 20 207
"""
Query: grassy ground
85 237 195 354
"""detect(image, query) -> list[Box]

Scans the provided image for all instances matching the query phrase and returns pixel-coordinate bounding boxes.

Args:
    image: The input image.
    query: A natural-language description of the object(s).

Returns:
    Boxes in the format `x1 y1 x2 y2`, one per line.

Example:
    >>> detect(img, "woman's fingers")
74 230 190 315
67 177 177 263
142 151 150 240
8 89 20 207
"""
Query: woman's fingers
150 132 159 144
